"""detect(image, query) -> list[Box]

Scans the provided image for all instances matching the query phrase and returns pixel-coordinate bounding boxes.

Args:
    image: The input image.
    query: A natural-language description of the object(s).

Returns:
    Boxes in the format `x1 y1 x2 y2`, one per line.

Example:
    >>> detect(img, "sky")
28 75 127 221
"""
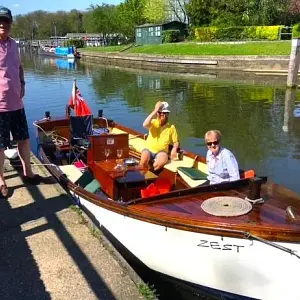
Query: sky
2 0 122 15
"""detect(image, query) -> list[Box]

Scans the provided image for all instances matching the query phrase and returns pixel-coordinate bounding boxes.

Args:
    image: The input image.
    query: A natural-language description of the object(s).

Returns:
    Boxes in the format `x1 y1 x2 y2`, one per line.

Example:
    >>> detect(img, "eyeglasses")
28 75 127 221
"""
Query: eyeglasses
206 140 219 147
158 112 168 115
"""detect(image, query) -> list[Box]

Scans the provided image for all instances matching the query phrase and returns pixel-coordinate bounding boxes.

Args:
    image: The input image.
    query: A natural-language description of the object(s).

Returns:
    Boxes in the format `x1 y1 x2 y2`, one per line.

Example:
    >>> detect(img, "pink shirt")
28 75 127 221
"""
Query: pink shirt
0 37 23 112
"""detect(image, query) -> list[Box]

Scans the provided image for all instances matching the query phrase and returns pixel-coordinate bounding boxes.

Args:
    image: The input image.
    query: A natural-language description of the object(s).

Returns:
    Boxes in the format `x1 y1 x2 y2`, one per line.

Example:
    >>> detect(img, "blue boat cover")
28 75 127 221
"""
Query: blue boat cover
54 47 73 56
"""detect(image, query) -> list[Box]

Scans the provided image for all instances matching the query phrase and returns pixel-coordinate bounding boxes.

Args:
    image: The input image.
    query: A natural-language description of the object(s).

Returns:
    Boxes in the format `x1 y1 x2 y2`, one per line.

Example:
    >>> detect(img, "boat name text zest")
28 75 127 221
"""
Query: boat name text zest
197 240 244 253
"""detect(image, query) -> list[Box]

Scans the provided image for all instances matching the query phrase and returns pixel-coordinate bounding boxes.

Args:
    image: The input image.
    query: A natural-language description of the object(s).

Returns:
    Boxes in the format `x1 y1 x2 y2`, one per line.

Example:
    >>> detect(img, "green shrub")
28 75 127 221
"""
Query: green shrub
215 27 244 40
64 39 84 48
292 24 300 38
162 30 180 43
194 27 217 42
193 26 282 42
254 26 281 40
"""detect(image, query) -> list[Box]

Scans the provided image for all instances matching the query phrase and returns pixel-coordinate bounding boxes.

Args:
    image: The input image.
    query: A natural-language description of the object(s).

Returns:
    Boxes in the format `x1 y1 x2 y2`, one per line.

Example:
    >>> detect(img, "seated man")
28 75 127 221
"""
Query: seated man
140 101 179 171
204 130 240 185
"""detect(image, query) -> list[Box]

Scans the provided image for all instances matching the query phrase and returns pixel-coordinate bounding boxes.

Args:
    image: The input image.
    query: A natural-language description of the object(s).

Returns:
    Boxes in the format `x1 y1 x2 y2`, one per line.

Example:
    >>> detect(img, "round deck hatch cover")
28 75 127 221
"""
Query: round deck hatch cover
201 196 252 217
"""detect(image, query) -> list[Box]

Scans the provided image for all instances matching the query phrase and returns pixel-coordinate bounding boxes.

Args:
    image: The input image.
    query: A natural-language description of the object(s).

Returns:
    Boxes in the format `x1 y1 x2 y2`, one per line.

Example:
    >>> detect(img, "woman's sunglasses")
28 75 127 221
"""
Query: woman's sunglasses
206 140 219 146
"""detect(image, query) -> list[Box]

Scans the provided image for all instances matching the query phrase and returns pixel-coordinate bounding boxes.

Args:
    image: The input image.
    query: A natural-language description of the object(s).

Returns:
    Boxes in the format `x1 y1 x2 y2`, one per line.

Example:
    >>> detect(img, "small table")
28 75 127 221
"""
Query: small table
93 159 158 201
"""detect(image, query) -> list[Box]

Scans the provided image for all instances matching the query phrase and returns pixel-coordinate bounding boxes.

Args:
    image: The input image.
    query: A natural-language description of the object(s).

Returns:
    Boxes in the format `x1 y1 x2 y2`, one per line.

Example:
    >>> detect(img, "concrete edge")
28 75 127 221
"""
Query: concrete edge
80 51 290 61
80 51 290 73
30 153 157 299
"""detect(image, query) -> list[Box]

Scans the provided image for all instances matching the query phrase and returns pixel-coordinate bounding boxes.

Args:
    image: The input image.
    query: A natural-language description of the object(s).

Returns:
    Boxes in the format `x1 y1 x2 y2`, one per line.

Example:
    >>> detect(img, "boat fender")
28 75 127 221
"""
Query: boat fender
4 148 18 159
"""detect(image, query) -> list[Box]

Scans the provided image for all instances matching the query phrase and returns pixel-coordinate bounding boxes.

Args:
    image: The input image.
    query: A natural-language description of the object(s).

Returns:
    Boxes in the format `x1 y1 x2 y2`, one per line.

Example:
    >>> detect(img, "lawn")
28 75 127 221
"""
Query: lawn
82 41 292 56
129 41 291 56
83 45 131 52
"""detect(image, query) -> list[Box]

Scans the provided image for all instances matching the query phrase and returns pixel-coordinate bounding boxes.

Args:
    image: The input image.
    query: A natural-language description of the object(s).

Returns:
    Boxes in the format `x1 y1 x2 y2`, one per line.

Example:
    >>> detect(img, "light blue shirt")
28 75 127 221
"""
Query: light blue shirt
206 147 240 185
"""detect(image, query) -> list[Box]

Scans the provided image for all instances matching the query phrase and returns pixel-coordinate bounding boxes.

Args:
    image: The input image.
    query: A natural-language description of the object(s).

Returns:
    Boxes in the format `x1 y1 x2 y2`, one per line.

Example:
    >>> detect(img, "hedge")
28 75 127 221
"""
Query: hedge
193 26 283 42
292 24 300 38
162 30 180 43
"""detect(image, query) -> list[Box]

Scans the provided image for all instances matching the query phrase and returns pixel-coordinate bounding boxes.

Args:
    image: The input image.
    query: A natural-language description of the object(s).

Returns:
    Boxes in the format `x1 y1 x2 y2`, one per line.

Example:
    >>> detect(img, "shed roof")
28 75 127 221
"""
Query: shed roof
136 21 186 28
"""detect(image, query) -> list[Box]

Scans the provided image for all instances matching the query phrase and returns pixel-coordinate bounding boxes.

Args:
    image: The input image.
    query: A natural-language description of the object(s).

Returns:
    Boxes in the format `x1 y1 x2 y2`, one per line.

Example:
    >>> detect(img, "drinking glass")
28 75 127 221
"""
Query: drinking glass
104 148 110 161
115 149 123 169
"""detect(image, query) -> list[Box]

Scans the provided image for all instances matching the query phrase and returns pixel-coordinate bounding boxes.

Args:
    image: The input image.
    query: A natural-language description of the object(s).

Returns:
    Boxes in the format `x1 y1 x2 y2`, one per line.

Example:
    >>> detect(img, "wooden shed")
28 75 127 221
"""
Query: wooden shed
135 21 186 45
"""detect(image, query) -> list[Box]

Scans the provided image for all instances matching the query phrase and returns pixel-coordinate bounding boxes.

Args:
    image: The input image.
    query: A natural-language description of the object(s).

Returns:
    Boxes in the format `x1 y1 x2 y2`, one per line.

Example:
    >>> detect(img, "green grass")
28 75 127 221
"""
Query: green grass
82 41 291 56
129 41 291 56
83 45 131 52
137 283 158 300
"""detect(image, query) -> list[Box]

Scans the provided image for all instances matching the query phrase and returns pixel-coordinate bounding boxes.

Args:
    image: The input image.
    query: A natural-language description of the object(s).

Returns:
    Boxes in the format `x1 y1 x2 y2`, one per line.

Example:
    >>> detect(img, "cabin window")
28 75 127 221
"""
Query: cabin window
149 27 154 37
136 28 142 38
155 26 161 37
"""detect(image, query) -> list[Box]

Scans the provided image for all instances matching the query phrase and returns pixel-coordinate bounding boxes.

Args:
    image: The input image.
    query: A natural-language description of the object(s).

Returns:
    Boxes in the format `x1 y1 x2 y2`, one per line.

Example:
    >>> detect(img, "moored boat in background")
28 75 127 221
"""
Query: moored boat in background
38 46 81 59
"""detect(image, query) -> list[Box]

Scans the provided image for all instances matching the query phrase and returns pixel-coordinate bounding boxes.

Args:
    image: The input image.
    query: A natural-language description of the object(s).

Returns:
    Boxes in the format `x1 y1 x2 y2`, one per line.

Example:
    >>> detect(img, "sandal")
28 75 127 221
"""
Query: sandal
0 184 8 197
22 174 44 185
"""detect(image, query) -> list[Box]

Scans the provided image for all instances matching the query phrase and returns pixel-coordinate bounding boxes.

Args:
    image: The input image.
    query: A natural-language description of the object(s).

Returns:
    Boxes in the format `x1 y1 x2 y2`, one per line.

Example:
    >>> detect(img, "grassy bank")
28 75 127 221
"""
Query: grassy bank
84 45 131 52
82 41 291 56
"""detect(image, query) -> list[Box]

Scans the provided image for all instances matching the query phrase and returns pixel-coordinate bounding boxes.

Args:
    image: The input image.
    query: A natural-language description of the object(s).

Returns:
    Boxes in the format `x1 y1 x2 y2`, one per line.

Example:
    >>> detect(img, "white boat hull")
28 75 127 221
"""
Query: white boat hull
76 193 300 300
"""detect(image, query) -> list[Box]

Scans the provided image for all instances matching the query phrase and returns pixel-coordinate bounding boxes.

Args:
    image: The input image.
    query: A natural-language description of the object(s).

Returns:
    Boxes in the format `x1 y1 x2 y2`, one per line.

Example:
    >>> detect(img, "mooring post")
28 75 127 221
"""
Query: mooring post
287 38 300 88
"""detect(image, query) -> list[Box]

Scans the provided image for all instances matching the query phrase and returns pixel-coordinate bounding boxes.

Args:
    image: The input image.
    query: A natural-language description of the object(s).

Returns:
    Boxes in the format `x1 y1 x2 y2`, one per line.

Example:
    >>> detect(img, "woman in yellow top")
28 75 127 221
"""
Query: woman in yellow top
140 101 179 171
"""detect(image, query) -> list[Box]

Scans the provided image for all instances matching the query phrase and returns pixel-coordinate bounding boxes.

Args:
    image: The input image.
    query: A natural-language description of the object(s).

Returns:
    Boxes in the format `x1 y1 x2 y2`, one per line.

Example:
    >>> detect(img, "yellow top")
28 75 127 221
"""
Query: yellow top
145 119 179 153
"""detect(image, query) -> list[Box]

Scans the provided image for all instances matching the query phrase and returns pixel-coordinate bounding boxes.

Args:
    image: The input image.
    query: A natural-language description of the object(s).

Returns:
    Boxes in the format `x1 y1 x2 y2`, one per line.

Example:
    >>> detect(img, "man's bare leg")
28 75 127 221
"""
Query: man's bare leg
0 148 5 185
139 150 151 169
17 139 34 177
153 152 168 171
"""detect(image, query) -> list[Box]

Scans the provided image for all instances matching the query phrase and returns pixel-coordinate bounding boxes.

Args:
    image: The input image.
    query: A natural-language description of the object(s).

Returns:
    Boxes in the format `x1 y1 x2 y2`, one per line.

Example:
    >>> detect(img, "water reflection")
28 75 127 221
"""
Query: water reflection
283 88 296 132
88 67 300 193
20 53 300 194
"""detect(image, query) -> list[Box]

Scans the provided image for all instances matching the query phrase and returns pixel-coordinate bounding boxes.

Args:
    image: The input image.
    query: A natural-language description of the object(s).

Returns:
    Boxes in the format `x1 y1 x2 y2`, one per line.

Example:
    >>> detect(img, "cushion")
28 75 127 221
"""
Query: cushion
177 167 207 180
75 170 94 188
84 179 101 193
59 165 83 183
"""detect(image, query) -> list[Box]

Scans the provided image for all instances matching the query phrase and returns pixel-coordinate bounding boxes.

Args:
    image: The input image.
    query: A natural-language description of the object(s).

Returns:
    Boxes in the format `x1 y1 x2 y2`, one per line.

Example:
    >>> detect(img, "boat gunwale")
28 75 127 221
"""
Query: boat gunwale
36 117 300 242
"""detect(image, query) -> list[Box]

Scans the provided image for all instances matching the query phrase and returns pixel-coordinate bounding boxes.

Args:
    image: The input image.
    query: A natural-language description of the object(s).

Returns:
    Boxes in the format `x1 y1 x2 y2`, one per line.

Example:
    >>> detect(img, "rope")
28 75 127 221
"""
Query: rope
33 120 68 147
8 162 58 168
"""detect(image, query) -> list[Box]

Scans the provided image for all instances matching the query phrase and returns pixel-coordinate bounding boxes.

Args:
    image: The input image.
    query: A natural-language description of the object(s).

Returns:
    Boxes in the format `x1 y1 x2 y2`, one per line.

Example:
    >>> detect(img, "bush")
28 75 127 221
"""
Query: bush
162 30 180 43
194 27 217 42
193 26 282 42
64 39 84 48
215 27 244 40
292 24 300 38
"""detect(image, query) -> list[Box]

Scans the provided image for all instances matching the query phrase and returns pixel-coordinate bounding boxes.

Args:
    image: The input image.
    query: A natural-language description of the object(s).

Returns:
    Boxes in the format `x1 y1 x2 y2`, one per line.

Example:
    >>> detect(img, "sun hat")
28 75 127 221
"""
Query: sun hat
158 101 170 113
0 7 12 22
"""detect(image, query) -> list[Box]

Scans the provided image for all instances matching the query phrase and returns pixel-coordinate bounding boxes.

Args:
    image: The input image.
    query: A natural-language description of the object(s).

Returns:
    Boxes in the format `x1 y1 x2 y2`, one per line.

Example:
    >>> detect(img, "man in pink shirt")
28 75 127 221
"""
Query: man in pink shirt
0 7 43 197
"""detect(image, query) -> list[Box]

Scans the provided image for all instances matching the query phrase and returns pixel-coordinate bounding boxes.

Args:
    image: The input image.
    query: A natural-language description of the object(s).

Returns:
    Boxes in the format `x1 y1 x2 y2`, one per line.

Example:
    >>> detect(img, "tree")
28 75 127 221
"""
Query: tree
185 0 213 26
117 0 146 38
83 4 119 37
167 0 189 24
67 9 84 33
143 0 167 23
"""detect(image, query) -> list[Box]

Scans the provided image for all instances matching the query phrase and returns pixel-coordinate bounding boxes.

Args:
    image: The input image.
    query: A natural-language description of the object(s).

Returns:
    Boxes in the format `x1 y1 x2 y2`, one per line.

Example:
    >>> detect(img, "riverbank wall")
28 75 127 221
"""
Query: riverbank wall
80 51 290 74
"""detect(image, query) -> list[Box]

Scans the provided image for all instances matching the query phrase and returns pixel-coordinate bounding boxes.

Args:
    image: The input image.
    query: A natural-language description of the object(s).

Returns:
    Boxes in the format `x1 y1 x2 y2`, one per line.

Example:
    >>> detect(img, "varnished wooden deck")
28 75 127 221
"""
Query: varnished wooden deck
130 184 300 241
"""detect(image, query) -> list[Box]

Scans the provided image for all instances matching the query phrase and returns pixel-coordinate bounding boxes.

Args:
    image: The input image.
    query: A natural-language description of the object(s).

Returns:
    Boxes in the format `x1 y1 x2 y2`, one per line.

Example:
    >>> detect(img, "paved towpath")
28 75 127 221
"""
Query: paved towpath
0 154 143 300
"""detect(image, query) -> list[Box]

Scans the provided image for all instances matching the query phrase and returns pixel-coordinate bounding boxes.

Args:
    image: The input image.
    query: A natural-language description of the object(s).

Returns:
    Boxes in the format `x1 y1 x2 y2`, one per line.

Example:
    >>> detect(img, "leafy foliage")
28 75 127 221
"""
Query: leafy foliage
9 0 300 42
143 0 167 23
162 30 180 43
193 26 282 42
292 23 300 37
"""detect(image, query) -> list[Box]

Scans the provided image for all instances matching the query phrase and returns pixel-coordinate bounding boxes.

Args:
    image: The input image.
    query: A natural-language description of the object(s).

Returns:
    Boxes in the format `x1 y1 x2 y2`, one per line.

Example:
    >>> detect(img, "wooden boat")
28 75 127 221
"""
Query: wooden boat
34 110 300 300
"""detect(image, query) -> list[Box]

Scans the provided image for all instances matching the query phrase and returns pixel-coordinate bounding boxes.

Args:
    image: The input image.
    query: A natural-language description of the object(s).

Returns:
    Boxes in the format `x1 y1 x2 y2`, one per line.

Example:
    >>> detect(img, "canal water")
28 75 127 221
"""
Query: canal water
21 52 300 299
